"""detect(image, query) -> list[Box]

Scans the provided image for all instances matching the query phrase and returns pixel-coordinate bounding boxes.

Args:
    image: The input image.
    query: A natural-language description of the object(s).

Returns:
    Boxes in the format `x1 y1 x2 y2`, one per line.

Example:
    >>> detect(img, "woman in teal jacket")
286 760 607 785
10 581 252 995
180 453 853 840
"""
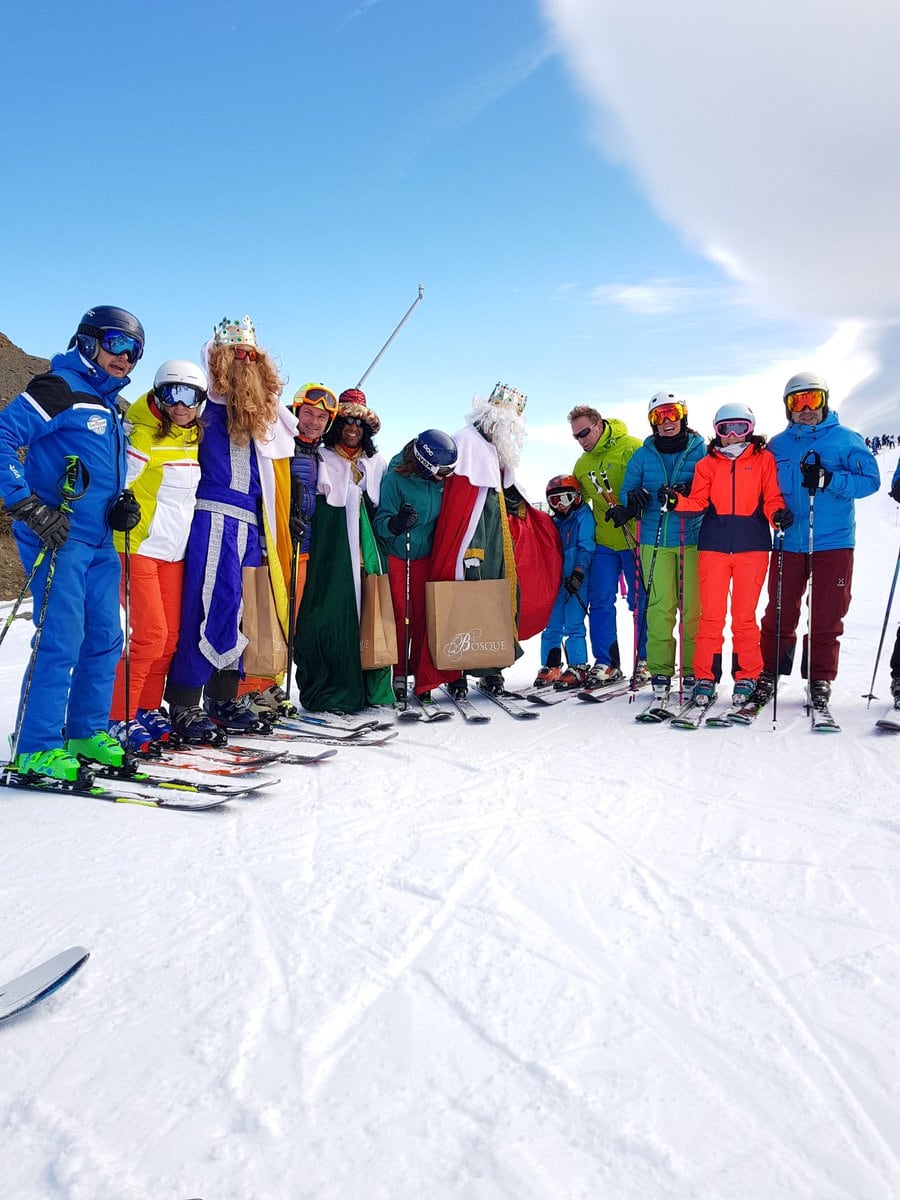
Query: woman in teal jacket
374 430 457 702
613 391 705 703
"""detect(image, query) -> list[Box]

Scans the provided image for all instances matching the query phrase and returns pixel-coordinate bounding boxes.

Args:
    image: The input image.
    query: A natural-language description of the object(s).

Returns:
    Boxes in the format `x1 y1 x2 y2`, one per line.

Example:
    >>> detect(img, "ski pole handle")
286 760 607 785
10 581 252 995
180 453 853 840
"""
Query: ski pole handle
58 455 89 514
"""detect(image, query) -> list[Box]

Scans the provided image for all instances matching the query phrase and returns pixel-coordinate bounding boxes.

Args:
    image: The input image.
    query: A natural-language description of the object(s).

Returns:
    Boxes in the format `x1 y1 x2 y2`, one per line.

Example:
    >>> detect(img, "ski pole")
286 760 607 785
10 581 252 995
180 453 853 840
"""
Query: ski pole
862 537 900 706
631 506 665 698
122 525 133 762
357 285 425 389
402 530 412 709
0 553 47 652
677 516 686 699
9 456 87 762
800 450 823 715
286 540 300 708
772 530 785 729
592 467 649 593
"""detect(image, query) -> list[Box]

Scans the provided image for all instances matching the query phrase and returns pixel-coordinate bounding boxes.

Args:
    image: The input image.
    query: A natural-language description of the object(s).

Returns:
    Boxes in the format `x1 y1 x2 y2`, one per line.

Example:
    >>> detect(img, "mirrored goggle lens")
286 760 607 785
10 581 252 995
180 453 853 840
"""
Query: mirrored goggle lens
787 389 826 411
299 387 338 415
548 490 577 508
434 464 456 478
650 403 685 426
100 330 143 362
233 346 258 361
715 419 753 437
157 383 204 408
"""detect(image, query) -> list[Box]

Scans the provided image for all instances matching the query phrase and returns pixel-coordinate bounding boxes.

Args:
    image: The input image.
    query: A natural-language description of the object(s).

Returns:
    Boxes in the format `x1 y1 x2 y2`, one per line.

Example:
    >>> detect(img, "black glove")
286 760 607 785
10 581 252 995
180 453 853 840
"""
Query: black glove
627 487 651 515
772 507 794 531
6 493 70 549
289 501 308 543
604 504 631 528
564 569 584 595
388 502 418 535
890 477 900 504
658 485 680 511
110 488 141 532
800 453 832 493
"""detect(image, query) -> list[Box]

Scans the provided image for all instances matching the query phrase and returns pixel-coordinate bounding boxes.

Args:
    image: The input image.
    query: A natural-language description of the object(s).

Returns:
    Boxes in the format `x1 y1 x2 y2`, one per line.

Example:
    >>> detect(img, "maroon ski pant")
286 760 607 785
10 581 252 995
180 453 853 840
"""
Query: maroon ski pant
759 547 854 682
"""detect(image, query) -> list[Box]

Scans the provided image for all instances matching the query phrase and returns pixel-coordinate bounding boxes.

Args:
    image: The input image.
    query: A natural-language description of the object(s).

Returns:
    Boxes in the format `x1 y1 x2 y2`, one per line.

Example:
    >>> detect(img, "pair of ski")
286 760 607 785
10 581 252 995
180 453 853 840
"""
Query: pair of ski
439 682 539 722
523 677 646 707
222 711 400 750
397 693 452 724
0 764 239 811
659 691 841 732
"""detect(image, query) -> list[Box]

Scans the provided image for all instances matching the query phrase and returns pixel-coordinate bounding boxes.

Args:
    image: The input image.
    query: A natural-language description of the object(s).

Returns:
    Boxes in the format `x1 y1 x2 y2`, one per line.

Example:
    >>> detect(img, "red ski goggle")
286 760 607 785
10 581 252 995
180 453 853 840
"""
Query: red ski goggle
787 389 826 412
649 402 686 426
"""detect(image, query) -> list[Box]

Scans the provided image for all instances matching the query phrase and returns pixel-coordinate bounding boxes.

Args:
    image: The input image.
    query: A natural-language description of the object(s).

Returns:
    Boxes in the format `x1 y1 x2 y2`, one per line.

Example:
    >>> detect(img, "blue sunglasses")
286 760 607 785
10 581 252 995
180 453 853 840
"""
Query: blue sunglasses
99 329 143 363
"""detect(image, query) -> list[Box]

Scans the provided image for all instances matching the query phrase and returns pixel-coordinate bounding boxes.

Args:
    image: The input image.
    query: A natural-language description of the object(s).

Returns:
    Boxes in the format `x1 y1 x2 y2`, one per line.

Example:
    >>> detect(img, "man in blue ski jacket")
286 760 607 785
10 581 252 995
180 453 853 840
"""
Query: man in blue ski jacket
757 372 880 708
0 306 144 783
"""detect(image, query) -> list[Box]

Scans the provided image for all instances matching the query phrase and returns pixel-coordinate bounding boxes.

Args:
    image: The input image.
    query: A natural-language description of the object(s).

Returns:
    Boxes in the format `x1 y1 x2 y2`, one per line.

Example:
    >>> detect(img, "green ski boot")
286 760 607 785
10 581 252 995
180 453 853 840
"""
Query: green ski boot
15 748 86 783
67 730 125 769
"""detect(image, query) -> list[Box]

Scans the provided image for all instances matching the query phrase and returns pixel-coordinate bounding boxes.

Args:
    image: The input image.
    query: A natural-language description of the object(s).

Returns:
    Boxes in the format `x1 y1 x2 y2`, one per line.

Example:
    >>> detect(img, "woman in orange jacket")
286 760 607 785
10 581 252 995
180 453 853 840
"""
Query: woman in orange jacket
660 402 792 709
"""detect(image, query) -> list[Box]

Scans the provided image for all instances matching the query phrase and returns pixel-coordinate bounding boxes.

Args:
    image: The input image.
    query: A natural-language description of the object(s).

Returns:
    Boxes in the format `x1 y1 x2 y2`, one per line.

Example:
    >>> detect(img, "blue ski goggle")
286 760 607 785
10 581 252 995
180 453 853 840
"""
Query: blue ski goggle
99 330 143 363
156 382 206 409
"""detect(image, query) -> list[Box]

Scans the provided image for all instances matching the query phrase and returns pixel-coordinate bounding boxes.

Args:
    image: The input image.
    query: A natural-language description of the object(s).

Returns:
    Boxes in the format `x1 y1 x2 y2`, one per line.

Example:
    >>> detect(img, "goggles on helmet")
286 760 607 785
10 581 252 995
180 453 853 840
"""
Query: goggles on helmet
715 419 753 438
786 389 826 412
547 490 578 510
649 402 686 426
295 386 338 417
156 382 205 409
99 330 143 363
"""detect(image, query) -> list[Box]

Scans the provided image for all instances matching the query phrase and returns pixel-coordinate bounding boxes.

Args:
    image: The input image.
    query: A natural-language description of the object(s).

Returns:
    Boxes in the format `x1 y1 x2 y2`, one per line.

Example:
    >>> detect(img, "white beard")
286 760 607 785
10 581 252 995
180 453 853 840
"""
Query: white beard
467 402 526 471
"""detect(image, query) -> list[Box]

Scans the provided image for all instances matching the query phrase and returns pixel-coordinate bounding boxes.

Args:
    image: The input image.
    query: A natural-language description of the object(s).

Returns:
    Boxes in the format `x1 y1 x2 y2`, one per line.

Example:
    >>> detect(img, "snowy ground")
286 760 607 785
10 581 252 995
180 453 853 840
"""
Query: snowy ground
1 490 899 1200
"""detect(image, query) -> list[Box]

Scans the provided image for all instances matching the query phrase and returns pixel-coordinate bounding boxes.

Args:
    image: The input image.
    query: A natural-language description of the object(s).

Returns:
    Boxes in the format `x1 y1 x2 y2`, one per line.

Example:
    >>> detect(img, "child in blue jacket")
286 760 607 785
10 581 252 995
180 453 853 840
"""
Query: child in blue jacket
534 476 594 687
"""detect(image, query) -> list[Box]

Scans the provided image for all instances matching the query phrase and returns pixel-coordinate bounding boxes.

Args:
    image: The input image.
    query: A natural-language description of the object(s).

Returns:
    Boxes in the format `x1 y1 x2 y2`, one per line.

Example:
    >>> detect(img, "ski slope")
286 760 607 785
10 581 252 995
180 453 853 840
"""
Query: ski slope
1 487 898 1200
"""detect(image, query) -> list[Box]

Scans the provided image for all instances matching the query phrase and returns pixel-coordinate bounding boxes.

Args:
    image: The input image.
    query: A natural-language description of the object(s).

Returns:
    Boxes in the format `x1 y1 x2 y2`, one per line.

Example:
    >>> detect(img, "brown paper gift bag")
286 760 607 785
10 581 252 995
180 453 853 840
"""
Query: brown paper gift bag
359 572 398 669
241 565 288 677
425 579 516 671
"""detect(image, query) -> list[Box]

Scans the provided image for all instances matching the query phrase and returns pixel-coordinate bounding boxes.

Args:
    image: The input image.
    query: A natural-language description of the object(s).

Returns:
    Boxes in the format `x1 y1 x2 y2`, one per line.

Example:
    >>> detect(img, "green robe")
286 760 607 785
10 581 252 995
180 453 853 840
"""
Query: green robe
294 492 394 712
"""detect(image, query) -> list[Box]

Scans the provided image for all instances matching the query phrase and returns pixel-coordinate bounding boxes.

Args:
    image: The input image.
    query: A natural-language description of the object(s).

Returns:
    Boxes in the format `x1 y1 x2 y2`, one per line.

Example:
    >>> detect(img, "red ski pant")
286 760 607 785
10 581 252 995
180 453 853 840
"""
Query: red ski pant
759 547 853 682
693 550 769 682
387 553 431 686
110 555 184 720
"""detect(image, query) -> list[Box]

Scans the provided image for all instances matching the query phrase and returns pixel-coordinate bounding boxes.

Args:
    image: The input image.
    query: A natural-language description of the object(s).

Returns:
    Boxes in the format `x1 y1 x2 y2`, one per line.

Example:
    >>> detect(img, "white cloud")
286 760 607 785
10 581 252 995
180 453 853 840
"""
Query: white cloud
590 280 693 315
540 0 900 426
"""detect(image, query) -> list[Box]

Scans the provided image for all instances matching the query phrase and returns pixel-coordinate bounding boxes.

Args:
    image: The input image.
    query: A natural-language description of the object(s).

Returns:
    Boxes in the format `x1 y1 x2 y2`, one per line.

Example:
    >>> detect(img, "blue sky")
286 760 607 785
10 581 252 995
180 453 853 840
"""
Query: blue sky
2 1 893 498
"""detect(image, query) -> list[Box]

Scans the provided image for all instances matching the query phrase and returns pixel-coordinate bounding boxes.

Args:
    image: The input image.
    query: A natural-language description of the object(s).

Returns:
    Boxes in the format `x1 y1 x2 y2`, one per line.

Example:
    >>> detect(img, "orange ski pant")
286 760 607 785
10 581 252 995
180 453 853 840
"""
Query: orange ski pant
693 549 769 682
110 555 184 720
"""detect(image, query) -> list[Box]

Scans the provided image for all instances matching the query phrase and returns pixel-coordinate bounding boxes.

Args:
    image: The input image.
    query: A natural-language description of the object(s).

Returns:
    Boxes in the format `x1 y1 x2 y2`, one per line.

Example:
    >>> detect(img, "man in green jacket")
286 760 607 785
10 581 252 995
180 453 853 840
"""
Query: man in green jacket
570 404 644 686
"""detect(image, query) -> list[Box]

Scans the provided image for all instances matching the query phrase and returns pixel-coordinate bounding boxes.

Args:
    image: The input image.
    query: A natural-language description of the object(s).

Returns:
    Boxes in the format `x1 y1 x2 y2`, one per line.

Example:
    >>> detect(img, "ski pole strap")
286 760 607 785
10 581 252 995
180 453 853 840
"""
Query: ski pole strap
57 456 90 513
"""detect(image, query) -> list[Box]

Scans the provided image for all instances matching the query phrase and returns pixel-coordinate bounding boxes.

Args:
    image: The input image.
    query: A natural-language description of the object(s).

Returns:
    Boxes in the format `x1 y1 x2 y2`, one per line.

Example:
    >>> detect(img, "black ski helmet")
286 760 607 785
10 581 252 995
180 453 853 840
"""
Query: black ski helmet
412 429 458 478
71 305 145 363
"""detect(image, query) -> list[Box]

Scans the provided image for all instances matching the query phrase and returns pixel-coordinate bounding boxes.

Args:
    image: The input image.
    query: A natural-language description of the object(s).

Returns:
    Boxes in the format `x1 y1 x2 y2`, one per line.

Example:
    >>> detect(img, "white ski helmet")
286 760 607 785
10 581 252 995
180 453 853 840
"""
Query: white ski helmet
783 371 829 414
153 359 208 414
648 390 686 423
713 401 755 432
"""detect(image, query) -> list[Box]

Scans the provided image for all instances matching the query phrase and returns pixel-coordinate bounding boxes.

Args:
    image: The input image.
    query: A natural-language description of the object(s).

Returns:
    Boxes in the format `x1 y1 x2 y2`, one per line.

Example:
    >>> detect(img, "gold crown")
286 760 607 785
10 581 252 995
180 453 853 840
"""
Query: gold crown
488 381 526 415
213 315 257 348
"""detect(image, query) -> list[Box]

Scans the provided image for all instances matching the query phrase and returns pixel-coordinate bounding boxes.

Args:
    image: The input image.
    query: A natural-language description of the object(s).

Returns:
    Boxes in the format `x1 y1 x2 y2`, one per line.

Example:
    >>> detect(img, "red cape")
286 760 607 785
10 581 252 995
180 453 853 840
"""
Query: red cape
415 474 562 692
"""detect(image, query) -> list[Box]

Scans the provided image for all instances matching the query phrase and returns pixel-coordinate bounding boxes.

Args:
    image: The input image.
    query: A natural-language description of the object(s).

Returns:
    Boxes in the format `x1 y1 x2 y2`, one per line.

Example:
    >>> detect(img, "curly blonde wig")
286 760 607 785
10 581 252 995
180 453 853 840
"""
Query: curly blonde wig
207 342 286 446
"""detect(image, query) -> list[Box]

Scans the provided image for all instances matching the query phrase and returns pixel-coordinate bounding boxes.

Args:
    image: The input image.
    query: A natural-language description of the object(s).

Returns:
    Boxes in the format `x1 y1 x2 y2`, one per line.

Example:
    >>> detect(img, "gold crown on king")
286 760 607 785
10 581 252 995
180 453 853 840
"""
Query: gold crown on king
488 381 527 415
213 315 257 348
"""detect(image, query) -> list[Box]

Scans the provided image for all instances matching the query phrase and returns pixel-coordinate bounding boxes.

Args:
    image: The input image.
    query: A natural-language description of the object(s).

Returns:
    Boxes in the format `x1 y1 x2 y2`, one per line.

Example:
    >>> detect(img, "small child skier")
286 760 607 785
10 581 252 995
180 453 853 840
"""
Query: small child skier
534 476 595 688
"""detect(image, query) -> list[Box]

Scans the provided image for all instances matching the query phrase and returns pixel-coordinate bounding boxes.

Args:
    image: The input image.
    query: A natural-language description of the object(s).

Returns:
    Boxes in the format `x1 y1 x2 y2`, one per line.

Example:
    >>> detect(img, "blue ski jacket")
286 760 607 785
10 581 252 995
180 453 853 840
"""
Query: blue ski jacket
551 503 595 581
621 432 706 547
0 348 130 546
767 411 880 552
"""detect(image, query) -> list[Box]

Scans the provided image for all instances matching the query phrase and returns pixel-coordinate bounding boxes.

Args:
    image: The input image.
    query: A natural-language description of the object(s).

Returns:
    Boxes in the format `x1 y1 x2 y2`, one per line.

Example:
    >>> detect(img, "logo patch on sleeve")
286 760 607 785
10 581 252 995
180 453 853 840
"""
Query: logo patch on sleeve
87 415 108 435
